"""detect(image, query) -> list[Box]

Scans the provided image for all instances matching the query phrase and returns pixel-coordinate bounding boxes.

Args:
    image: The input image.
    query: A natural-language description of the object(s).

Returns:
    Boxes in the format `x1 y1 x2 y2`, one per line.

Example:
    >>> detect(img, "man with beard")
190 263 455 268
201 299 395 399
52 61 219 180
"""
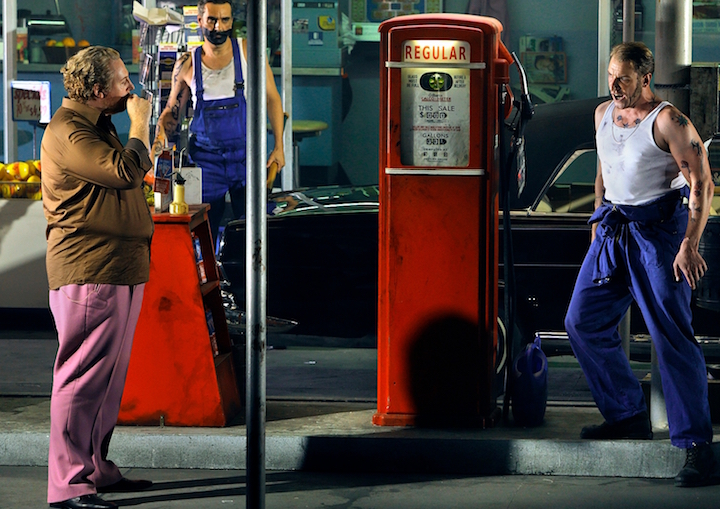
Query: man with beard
154 0 285 244
565 42 718 487
41 46 154 509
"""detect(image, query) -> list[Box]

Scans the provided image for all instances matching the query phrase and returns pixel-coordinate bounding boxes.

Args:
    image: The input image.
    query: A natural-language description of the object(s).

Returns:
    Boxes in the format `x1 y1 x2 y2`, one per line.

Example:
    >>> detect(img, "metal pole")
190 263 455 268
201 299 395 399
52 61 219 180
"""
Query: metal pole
614 0 631 344
280 0 294 190
649 0 692 429
3 0 19 163
650 339 669 430
598 0 612 96
246 0 268 507
655 0 692 114
619 311 631 359
622 0 635 42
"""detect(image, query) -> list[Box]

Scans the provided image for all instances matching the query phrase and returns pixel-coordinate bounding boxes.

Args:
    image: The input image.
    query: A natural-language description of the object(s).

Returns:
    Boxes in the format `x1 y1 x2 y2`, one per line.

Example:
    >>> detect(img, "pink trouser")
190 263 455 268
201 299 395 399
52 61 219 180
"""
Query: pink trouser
47 283 145 503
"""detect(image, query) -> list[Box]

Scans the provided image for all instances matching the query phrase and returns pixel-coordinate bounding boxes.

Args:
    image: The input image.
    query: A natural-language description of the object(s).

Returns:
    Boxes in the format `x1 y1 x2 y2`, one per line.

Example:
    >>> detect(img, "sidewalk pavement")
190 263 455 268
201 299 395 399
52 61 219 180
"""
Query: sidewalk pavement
2 335 720 481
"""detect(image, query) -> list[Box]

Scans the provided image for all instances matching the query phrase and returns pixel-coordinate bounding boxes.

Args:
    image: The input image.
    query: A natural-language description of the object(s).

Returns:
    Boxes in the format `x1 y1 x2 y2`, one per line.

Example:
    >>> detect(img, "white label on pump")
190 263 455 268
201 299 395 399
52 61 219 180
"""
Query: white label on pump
400 66 470 167
400 40 471 168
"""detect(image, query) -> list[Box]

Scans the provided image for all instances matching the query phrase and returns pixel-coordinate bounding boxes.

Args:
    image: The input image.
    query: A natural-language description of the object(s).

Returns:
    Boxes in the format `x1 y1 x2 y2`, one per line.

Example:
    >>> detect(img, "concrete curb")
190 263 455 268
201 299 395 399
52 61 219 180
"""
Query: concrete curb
2 429 706 479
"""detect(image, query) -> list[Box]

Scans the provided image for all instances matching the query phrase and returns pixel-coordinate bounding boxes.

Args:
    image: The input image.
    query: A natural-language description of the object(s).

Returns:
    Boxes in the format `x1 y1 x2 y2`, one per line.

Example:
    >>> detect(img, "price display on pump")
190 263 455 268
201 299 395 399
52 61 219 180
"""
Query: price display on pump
400 40 472 167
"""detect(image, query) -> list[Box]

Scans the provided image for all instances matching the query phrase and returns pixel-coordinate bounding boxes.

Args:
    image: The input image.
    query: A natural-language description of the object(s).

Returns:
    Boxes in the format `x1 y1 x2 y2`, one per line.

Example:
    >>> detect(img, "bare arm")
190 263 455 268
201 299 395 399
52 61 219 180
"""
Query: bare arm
266 59 285 170
591 161 604 242
591 101 610 242
153 52 192 157
656 106 715 289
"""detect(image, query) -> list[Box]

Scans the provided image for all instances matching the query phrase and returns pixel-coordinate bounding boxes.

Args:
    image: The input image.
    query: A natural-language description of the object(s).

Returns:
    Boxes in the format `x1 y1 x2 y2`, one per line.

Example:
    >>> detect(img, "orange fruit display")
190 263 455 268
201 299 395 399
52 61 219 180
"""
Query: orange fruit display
6 161 30 180
62 37 76 47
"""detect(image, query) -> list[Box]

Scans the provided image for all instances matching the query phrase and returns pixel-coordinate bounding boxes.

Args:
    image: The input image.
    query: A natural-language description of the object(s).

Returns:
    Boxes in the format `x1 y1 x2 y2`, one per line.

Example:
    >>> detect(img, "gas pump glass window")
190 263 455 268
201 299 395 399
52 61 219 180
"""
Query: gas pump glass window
400 40 471 167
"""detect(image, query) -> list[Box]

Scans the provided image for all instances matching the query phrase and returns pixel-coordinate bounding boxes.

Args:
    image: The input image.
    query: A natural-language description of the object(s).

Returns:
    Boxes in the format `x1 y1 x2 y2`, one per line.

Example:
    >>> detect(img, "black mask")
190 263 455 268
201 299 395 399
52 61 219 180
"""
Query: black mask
203 27 233 45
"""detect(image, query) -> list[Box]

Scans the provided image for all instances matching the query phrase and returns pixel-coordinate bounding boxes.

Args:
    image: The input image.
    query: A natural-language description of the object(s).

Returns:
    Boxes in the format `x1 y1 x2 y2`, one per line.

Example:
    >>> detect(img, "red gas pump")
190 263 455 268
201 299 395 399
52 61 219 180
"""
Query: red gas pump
375 14 512 427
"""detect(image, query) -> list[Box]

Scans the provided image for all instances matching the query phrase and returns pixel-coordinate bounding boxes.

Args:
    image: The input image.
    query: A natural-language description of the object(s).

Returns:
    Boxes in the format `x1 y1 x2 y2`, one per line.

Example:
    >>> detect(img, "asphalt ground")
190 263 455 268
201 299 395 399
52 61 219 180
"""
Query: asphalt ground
0 333 617 403
4 326 720 509
3 466 720 509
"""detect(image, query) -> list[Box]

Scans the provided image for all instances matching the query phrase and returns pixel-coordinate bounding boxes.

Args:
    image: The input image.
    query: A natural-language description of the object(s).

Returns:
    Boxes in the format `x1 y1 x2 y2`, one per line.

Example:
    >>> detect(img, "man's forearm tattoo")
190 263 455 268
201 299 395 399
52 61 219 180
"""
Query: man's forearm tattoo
173 53 190 86
690 187 703 222
689 158 706 222
170 89 189 127
152 138 164 155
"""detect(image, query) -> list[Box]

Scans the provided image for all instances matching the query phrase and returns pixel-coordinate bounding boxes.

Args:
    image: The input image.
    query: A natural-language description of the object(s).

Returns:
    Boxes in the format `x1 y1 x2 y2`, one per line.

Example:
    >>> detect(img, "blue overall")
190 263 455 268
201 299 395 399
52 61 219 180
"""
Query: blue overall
188 37 247 242
564 189 713 448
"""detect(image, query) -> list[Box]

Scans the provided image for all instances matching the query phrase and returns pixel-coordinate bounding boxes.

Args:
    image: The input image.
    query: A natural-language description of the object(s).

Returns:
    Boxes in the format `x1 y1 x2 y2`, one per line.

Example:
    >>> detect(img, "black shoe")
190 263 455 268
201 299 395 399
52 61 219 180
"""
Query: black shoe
675 442 720 487
49 494 117 509
97 477 153 493
580 412 653 440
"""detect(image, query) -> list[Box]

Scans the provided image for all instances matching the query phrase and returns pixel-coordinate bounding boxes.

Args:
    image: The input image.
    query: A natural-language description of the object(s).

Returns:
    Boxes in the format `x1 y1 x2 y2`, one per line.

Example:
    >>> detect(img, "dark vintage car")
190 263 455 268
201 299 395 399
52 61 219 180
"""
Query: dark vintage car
217 97 720 358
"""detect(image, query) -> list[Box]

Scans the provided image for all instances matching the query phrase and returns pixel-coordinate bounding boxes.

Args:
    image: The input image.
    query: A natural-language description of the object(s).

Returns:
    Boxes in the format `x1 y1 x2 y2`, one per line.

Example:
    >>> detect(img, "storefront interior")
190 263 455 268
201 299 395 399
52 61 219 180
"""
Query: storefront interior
1 0 720 309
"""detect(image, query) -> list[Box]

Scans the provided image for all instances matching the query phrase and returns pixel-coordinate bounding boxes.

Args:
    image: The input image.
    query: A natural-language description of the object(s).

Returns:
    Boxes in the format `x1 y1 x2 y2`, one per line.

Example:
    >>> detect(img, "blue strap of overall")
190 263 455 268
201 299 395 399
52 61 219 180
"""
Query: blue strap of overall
193 37 244 110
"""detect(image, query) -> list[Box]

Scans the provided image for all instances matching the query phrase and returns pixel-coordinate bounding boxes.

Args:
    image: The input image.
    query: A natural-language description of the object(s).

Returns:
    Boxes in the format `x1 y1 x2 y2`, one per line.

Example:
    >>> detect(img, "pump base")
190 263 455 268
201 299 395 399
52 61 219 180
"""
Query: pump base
372 407 501 429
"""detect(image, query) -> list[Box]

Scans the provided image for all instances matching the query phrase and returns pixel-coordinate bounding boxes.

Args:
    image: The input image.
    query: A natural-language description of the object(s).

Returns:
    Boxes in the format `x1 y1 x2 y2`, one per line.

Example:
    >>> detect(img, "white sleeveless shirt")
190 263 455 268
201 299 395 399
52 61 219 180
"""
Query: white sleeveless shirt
596 101 687 205
189 38 248 107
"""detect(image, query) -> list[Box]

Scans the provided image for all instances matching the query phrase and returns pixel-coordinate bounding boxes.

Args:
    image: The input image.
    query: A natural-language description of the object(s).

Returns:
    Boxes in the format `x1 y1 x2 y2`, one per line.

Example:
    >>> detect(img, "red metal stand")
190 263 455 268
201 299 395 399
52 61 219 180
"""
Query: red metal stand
119 205 241 427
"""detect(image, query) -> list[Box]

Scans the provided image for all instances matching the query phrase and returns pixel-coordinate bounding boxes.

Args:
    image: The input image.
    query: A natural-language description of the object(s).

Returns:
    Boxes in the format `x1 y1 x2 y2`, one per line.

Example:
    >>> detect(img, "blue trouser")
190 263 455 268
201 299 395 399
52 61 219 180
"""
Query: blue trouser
565 191 712 448
188 136 246 244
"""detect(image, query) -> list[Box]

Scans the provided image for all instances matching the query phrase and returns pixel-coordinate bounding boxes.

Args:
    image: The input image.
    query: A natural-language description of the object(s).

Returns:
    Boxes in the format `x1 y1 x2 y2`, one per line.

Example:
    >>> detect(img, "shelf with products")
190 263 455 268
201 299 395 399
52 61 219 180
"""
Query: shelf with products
118 204 242 427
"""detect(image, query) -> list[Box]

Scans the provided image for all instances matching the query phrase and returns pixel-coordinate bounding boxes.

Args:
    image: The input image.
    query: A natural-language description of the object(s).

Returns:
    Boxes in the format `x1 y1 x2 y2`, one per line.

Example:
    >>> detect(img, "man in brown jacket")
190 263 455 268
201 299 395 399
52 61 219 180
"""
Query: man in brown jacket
41 46 154 509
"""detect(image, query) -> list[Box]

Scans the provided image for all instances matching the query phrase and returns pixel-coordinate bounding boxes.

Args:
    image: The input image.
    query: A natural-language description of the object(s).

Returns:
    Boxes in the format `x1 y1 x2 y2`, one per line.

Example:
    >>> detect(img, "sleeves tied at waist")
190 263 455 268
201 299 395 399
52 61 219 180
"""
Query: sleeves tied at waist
588 190 686 285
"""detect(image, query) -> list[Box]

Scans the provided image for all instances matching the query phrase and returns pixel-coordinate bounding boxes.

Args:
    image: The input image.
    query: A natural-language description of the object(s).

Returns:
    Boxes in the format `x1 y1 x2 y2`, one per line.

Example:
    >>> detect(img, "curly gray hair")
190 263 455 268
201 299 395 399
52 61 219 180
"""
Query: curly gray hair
61 46 121 102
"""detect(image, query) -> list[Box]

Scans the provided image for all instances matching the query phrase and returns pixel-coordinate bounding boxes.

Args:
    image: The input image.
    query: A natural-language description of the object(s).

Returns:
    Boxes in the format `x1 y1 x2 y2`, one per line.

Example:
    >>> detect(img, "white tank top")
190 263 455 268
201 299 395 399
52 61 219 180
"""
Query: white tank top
596 101 687 205
189 38 248 107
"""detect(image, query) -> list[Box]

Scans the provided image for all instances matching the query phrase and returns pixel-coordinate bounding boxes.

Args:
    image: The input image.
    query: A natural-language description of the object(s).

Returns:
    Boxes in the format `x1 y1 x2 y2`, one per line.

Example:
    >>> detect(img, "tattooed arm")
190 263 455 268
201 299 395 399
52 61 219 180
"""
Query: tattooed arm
656 105 715 289
153 52 192 157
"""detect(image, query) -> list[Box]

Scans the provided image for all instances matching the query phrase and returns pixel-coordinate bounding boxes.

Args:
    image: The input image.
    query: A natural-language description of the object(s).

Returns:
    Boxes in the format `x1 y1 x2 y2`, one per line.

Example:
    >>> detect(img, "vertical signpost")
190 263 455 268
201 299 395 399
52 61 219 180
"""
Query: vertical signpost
246 0 268 507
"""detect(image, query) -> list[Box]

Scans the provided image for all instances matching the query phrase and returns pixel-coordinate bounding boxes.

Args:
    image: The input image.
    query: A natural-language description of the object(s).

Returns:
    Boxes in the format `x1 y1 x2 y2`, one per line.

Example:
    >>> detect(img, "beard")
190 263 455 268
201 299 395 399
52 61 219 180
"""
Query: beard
611 78 643 110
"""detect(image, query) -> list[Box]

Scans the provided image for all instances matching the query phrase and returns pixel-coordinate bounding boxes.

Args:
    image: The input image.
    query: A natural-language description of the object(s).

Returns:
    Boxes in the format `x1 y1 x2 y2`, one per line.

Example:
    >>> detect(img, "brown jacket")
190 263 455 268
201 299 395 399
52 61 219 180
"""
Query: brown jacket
41 98 154 290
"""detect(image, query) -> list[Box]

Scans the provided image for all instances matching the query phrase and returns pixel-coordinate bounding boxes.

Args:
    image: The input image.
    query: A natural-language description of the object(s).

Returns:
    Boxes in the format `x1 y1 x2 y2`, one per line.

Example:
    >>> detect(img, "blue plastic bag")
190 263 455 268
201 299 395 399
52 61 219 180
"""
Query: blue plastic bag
511 335 548 426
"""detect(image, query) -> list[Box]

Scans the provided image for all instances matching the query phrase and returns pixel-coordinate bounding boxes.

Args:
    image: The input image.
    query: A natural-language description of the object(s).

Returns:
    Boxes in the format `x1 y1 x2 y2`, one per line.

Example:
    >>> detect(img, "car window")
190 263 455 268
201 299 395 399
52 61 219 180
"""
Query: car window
536 149 597 213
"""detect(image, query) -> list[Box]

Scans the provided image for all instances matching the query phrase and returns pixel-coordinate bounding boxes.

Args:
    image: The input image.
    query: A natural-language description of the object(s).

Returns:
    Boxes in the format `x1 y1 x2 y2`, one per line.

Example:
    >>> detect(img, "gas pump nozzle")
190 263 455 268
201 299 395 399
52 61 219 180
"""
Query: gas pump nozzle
510 51 534 126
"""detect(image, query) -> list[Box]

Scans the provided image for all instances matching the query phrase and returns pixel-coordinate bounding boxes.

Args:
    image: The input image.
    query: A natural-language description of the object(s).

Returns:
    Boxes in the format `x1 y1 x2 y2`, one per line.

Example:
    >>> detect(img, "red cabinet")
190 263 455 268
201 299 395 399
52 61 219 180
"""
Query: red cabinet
119 205 241 426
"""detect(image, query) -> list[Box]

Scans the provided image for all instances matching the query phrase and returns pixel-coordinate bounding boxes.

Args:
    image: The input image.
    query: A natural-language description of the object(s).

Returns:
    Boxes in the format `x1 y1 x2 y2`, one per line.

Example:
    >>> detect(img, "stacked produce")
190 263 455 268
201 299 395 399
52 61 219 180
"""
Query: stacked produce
0 161 42 200
43 37 91 64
